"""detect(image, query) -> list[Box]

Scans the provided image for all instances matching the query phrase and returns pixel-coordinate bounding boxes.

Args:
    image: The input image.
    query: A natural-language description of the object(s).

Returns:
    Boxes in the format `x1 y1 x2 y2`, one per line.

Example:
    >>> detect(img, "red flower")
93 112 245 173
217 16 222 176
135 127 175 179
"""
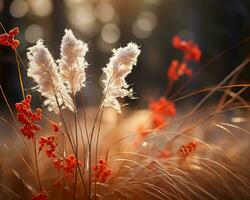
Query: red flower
39 136 57 158
53 159 64 171
177 62 192 77
16 95 42 140
167 60 180 81
167 61 192 81
151 113 165 129
93 159 111 183
185 44 201 62
53 155 83 175
32 191 48 200
52 122 60 132
0 27 20 50
172 35 202 63
178 141 197 160
149 97 176 117
172 36 189 51
64 154 83 174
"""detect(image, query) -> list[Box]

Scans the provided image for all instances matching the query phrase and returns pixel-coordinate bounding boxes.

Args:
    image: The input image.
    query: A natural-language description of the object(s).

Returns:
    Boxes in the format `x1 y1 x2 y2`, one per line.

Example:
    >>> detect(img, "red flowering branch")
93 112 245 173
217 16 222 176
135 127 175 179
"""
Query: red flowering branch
0 25 25 99
53 154 83 175
165 35 202 96
16 95 42 140
15 95 43 192
136 97 176 144
172 36 201 63
92 159 111 183
0 27 20 50
39 136 57 158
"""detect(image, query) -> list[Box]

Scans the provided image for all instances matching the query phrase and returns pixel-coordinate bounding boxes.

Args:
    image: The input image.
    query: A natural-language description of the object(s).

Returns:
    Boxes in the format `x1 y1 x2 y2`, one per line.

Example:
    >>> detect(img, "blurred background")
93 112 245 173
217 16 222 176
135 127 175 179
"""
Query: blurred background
0 0 250 110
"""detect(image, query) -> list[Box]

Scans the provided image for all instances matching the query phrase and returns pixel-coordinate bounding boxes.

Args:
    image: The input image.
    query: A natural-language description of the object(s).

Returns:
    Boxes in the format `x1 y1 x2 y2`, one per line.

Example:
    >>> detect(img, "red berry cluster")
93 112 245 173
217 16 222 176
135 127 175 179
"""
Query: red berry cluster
149 97 176 117
53 154 83 175
150 97 176 129
167 35 202 81
178 141 197 160
16 95 42 140
0 27 20 50
172 36 201 62
32 191 48 200
168 60 192 81
93 159 111 183
137 97 176 139
39 136 57 158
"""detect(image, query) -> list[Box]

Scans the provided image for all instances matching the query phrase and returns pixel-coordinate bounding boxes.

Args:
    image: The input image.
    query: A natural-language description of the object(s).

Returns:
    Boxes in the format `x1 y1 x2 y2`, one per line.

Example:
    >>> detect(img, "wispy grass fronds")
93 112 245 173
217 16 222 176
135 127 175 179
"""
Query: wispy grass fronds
59 29 88 96
27 40 73 113
102 43 140 113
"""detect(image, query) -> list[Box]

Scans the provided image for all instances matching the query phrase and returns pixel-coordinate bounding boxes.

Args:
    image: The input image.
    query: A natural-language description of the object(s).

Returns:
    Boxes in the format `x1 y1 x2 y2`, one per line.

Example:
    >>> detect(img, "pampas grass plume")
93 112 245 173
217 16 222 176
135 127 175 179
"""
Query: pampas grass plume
59 29 88 95
102 42 141 113
27 40 73 112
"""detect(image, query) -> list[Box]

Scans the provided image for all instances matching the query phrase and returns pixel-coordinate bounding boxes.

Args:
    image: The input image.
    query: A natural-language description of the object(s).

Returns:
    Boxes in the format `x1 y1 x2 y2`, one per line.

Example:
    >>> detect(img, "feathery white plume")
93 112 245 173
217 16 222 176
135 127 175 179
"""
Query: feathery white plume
27 40 73 112
102 42 140 113
59 29 88 95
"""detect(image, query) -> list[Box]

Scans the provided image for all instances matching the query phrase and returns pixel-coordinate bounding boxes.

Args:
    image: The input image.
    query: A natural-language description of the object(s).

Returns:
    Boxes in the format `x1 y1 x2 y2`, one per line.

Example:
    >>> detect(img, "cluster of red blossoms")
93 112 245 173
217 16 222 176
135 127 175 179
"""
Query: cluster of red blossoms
149 97 176 117
16 95 42 140
149 97 176 129
54 154 83 175
167 35 202 81
0 27 20 50
167 60 192 81
172 36 201 62
39 136 57 158
93 159 111 183
178 141 197 160
136 97 176 140
32 191 48 200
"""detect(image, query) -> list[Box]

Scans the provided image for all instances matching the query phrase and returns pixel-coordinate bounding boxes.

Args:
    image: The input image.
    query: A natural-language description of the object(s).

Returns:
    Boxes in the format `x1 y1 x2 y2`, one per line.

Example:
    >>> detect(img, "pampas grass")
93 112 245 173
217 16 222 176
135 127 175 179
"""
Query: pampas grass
59 29 88 96
27 40 73 113
102 42 140 113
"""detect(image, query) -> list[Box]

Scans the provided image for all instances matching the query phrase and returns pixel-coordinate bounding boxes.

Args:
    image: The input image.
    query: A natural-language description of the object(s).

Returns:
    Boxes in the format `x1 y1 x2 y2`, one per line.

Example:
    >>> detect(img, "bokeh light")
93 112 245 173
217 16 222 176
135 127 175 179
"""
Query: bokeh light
95 2 115 23
101 24 120 44
139 11 157 31
67 4 99 37
9 0 28 18
25 24 44 43
28 0 53 17
133 11 157 39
